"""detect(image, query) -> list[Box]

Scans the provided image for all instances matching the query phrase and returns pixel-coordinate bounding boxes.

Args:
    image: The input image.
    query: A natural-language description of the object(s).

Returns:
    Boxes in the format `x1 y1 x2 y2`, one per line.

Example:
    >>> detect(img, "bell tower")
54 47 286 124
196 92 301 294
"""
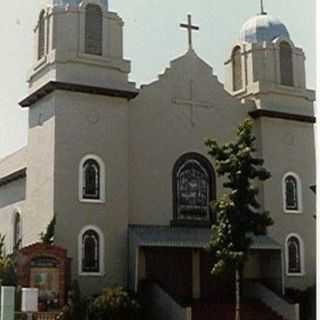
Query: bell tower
20 0 137 294
224 8 316 290
25 0 136 93
224 12 314 115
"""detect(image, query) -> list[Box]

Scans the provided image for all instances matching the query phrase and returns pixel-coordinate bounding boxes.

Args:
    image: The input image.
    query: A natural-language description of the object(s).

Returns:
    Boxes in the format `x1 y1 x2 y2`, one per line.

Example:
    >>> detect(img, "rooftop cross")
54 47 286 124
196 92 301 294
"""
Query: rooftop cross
180 14 199 49
260 0 267 15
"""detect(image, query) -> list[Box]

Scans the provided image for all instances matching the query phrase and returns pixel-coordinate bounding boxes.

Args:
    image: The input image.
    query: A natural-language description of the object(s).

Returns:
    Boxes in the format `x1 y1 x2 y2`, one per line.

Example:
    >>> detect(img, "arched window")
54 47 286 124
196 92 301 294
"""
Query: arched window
83 159 100 199
282 173 302 213
79 155 105 202
38 10 45 60
82 230 99 272
79 226 104 275
286 234 304 275
280 42 294 86
13 211 22 250
173 153 216 223
85 4 103 55
232 46 243 92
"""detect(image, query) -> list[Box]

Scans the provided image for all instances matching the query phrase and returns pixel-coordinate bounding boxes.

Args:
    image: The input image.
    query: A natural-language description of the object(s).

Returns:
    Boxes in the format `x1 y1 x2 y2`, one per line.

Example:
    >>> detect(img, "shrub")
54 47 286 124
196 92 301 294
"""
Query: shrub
286 286 316 320
301 286 316 320
0 234 16 286
88 287 140 320
0 256 16 286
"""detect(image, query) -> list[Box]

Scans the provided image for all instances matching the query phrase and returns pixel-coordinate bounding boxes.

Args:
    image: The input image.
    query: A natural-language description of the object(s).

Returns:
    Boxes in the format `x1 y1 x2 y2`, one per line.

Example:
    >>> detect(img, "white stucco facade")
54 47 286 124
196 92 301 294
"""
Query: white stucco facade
0 1 315 298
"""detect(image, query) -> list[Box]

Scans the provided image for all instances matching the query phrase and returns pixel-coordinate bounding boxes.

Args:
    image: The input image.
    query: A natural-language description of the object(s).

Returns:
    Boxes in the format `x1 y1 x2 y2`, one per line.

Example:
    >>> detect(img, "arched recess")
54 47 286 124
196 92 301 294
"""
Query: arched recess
172 152 216 224
232 46 243 92
12 209 22 251
38 10 46 60
280 41 294 86
85 4 103 55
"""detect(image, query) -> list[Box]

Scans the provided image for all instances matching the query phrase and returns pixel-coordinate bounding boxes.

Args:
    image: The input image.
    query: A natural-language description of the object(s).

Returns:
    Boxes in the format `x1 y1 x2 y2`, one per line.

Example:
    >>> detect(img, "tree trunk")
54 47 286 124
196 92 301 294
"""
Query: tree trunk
235 268 240 320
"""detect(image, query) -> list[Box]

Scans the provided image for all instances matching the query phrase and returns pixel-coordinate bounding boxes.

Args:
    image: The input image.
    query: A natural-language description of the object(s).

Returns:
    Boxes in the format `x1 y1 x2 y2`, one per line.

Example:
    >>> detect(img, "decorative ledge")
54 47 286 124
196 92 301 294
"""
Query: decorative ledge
0 168 27 187
19 81 139 107
249 109 316 123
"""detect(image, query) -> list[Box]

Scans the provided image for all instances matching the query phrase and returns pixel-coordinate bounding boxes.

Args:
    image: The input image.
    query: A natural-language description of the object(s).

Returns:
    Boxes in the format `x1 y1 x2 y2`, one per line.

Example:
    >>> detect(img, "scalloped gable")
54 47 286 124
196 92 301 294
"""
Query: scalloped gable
157 48 216 83
137 48 254 113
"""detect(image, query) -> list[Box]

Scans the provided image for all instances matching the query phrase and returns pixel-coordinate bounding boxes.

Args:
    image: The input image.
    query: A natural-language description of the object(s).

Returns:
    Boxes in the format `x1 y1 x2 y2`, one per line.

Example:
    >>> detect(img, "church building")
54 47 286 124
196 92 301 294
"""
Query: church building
0 0 315 315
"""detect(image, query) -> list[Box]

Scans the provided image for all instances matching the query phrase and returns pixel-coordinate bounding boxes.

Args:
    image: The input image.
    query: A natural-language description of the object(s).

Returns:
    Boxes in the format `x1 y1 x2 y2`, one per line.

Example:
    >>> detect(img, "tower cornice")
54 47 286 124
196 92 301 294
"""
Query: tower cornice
19 81 139 108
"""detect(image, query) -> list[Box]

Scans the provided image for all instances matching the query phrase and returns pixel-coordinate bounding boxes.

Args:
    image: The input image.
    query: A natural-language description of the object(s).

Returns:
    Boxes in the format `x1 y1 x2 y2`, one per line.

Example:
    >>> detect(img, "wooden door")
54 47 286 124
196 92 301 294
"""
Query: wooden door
145 247 193 301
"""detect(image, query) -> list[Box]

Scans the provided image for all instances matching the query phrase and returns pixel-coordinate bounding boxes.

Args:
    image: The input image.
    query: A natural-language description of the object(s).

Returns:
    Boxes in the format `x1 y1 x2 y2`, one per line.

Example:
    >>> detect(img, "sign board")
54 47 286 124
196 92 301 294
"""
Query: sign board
21 288 39 312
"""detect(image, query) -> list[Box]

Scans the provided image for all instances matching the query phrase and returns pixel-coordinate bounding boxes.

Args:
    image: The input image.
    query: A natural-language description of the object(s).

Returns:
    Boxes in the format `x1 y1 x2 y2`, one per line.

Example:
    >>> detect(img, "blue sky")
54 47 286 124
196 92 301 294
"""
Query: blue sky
0 0 315 158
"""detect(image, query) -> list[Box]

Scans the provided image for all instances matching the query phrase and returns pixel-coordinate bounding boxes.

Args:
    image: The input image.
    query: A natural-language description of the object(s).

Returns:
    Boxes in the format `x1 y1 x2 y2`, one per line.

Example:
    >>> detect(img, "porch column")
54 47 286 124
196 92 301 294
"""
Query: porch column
192 249 201 299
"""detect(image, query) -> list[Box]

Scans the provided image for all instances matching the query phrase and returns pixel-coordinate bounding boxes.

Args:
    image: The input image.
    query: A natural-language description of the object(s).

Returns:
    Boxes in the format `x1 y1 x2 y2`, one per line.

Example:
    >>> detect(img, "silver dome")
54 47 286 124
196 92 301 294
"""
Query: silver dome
50 0 108 8
240 14 290 43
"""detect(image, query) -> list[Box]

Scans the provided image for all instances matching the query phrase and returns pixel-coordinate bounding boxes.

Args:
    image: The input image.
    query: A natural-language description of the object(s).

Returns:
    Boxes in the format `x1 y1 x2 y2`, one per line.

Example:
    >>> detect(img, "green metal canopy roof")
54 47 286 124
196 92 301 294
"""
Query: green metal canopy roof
129 225 281 251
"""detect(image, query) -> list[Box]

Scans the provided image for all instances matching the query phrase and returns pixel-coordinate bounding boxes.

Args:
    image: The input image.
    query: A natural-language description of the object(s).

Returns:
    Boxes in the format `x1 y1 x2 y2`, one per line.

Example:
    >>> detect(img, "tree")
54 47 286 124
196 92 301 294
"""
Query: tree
205 119 273 320
40 215 56 245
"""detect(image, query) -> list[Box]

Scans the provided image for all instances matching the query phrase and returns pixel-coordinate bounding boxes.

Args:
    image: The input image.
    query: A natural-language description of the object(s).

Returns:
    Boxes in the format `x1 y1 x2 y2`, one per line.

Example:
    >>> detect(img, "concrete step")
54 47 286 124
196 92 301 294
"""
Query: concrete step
192 301 286 320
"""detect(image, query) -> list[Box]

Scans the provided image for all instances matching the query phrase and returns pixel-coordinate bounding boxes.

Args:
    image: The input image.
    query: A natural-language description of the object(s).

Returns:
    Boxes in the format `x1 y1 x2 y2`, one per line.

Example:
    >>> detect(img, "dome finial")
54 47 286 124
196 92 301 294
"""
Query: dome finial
260 0 267 15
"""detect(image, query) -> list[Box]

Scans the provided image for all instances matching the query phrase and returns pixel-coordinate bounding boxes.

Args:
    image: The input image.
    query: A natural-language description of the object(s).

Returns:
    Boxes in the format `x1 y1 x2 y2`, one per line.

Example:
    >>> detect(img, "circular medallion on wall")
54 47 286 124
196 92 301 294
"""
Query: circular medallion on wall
88 111 100 124
284 133 295 148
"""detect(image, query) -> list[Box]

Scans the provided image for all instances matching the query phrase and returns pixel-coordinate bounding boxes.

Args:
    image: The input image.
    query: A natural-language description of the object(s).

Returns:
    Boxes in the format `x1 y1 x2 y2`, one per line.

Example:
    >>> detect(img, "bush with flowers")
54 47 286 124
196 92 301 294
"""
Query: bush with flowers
88 287 140 320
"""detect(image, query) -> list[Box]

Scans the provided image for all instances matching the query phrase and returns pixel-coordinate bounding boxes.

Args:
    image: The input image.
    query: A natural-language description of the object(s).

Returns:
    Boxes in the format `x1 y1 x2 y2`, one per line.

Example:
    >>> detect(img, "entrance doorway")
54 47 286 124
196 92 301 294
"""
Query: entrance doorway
144 247 193 301
200 251 235 303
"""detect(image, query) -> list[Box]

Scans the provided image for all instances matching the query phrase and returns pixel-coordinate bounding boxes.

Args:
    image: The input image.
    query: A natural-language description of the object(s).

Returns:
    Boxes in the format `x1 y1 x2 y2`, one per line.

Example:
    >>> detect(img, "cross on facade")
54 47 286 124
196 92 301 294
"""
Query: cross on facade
180 14 199 49
172 80 214 127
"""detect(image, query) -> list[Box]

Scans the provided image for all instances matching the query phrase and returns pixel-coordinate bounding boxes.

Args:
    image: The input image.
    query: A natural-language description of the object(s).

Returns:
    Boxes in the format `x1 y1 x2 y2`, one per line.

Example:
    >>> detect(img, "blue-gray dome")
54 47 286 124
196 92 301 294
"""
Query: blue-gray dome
240 14 290 43
50 0 108 8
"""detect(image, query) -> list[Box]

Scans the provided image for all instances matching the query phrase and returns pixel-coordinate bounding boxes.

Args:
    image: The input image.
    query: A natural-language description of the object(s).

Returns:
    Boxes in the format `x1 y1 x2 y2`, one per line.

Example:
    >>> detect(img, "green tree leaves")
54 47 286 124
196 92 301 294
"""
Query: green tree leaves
40 215 56 245
206 119 273 274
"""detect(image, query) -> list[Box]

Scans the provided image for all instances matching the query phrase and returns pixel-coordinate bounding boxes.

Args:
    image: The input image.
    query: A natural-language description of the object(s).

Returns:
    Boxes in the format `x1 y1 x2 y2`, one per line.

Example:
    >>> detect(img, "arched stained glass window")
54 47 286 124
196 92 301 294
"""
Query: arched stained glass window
283 173 301 212
173 153 215 223
285 176 298 210
286 235 304 275
85 4 103 55
79 155 105 202
38 11 45 60
280 42 294 86
82 230 100 273
232 46 243 92
83 159 100 199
